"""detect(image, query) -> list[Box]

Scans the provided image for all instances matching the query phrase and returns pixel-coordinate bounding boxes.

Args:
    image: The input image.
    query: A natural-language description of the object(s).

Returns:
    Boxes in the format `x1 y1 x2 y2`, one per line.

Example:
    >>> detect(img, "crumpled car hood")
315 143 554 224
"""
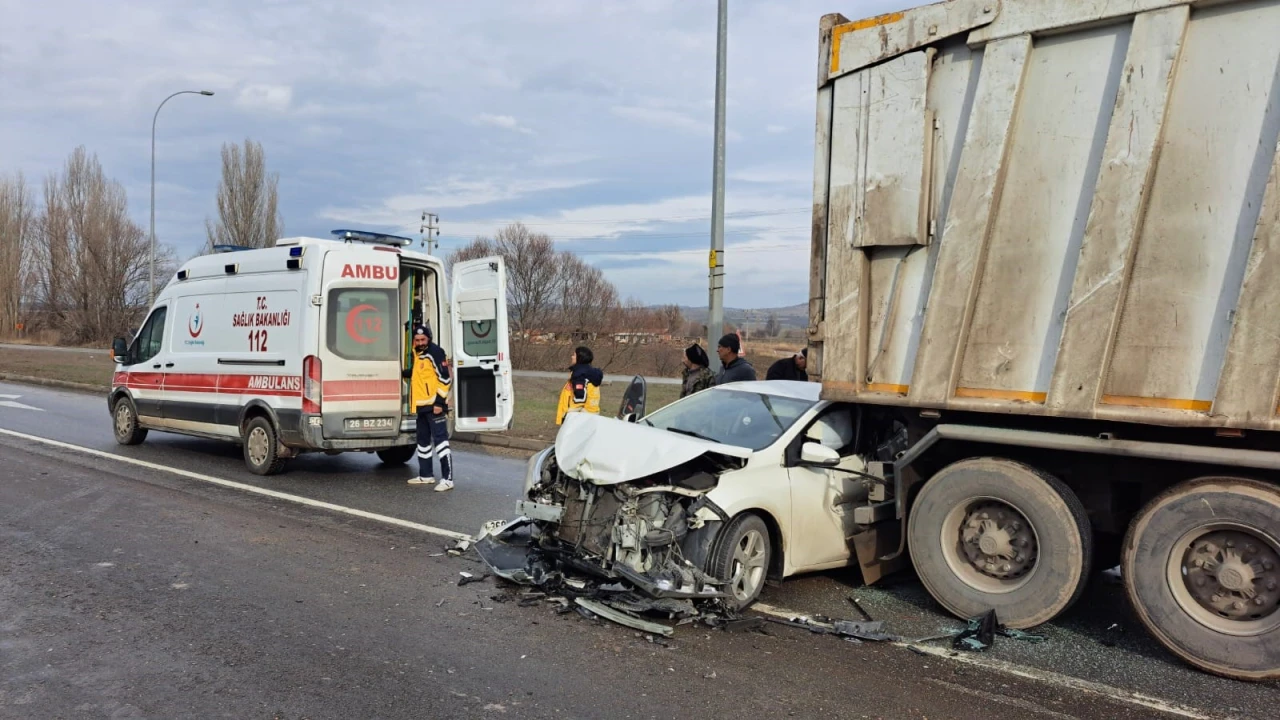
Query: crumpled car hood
555 412 751 485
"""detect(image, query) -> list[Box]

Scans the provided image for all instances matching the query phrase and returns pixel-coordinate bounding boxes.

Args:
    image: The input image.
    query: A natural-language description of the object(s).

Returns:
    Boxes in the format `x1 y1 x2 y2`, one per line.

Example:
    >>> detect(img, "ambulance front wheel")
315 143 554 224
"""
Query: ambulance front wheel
112 397 148 446
244 416 287 476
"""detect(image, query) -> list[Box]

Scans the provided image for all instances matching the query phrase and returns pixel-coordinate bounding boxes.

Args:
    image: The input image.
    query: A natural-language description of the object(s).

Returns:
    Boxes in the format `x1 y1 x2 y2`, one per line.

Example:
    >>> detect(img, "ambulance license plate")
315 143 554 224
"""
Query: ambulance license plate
345 417 395 431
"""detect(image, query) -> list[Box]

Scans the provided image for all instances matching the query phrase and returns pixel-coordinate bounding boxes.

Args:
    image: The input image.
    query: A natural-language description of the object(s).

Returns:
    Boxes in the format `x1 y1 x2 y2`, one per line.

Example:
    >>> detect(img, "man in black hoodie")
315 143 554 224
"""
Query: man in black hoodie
714 333 757 386
766 348 808 382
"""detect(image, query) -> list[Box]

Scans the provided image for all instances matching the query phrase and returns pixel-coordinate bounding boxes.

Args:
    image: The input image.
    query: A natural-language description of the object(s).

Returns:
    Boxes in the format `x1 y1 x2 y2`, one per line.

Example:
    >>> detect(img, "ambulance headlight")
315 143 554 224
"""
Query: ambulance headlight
523 446 554 495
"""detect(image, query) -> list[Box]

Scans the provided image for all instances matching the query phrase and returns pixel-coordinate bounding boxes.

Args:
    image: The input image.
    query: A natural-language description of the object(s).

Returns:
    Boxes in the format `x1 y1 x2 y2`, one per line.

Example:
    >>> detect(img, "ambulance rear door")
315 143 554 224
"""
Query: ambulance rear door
317 247 404 440
449 257 513 432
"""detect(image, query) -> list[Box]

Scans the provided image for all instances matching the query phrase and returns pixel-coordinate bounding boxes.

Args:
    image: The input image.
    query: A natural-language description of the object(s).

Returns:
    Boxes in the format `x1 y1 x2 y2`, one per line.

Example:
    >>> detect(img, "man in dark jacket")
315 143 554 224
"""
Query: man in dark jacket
766 348 808 382
713 333 757 386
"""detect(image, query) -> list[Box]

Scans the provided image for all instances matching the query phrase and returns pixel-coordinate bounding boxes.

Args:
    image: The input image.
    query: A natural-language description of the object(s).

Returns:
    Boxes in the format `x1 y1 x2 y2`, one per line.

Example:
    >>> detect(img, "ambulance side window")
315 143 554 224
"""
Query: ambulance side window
134 306 168 364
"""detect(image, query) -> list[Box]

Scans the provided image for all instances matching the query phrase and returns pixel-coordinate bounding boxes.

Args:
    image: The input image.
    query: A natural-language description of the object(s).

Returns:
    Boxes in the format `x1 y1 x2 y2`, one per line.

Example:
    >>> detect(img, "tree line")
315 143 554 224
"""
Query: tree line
0 139 283 345
447 223 702 373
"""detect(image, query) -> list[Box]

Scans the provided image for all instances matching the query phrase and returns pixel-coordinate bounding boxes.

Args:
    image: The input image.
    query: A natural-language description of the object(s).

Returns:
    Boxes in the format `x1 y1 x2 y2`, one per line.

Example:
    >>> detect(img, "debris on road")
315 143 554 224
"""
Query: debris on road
953 610 998 652
833 620 895 642
847 595 874 622
458 571 489 587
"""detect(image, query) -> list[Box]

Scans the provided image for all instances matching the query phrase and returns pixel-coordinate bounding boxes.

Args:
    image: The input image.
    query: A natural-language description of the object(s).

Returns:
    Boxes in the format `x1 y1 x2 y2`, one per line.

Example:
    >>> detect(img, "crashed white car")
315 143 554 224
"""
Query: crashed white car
476 381 897 609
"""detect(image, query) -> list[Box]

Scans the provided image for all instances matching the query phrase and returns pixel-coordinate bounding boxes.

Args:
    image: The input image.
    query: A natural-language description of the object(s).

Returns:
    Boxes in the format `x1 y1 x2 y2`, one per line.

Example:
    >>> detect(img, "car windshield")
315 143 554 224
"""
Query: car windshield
642 388 815 451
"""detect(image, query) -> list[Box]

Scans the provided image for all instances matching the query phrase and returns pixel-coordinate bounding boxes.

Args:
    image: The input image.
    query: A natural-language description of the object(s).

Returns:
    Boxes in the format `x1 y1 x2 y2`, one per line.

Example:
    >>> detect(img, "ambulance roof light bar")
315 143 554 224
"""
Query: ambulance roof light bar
212 244 253 253
330 229 414 248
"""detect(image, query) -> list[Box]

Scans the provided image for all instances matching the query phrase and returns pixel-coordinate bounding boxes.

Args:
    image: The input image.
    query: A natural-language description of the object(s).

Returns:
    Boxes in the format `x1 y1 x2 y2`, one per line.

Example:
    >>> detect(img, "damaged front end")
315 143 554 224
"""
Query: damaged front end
475 414 749 610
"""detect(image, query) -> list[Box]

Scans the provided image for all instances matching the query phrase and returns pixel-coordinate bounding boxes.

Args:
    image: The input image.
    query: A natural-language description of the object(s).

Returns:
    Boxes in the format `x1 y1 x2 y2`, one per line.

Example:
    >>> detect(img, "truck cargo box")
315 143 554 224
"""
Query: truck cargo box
809 0 1280 431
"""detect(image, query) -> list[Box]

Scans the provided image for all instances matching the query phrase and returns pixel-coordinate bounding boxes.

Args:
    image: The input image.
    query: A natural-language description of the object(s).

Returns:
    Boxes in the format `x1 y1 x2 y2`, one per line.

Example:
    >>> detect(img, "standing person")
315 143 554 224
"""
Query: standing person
406 324 454 491
713 333 756 386
766 348 809 382
681 344 715 398
556 346 604 425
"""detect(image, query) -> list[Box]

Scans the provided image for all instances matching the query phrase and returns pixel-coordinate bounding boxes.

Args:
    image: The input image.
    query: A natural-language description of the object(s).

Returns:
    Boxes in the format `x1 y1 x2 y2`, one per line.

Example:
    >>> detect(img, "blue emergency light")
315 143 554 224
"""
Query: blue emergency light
330 229 414 247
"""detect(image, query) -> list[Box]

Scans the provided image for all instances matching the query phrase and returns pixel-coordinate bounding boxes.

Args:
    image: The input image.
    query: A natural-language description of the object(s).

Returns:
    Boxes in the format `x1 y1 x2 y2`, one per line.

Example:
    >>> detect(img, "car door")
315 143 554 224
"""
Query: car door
786 407 863 571
450 257 514 432
126 305 169 421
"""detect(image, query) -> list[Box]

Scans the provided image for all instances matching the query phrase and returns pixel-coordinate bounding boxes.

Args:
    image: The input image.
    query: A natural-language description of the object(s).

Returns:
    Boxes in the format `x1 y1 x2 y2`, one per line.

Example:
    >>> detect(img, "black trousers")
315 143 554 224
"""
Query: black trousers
416 409 451 481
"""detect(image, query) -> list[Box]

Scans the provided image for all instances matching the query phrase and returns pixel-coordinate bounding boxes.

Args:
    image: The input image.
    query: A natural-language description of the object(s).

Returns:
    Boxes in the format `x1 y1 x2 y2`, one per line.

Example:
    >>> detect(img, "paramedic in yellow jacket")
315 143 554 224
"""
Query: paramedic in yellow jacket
405 324 454 491
556 346 603 425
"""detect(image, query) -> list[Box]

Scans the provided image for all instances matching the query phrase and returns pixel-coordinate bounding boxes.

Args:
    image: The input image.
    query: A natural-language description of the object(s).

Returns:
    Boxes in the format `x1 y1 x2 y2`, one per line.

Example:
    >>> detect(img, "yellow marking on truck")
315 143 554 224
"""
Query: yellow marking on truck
866 382 910 395
830 12 905 73
955 388 1048 403
1101 395 1212 412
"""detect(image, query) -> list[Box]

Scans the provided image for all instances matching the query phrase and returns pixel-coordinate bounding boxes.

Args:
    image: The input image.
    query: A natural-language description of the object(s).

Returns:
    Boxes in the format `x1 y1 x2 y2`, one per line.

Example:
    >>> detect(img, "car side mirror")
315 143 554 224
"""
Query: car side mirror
800 442 840 467
621 412 637 423
111 337 129 364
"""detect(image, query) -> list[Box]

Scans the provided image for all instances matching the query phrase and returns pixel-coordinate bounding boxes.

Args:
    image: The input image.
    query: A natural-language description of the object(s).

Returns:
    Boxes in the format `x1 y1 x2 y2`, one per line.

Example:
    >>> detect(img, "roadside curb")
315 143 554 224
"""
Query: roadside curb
0 372 109 395
0 372 547 456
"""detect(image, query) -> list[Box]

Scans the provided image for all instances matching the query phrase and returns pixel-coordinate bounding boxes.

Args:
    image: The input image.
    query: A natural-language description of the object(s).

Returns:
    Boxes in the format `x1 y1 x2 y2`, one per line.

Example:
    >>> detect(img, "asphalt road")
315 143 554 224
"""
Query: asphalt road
2 381 1278 718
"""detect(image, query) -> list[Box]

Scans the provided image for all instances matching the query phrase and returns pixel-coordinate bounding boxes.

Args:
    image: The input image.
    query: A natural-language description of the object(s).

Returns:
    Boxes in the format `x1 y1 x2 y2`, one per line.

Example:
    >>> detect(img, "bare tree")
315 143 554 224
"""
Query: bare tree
764 312 781 338
205 139 283 250
555 253 618 336
0 172 34 337
656 304 684 335
33 147 156 343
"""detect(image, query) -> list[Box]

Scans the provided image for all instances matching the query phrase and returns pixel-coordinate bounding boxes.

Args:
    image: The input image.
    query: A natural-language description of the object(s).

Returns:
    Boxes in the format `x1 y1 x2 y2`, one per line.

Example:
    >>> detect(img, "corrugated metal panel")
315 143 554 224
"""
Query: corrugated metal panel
812 0 1280 431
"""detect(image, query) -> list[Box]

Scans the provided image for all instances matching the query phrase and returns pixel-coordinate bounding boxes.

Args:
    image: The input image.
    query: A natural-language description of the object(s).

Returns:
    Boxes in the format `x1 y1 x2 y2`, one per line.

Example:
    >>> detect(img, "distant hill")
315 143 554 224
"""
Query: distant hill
674 303 808 331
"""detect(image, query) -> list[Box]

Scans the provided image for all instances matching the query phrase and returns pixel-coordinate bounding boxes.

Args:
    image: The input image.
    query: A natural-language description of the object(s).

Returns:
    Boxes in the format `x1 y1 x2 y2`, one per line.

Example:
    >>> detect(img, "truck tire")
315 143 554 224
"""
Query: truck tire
377 445 417 466
112 396 148 446
908 458 1091 629
708 514 772 611
243 416 287 476
1122 477 1280 681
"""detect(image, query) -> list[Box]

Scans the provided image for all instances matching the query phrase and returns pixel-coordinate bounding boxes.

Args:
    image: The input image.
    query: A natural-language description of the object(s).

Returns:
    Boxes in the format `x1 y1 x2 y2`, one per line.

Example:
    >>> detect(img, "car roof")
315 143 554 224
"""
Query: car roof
710 380 822 402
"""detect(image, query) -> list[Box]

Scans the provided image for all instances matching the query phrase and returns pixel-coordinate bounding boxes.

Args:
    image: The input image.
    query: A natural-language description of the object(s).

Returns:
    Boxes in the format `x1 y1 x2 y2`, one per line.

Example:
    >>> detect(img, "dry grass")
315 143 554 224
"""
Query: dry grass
0 345 682 443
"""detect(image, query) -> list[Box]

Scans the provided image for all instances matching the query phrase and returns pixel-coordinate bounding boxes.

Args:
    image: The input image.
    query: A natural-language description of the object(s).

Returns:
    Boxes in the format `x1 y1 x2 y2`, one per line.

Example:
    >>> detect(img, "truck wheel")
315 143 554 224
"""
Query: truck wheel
709 514 772 610
243 416 287 476
908 458 1091 628
376 445 416 466
112 397 148 446
1122 477 1280 681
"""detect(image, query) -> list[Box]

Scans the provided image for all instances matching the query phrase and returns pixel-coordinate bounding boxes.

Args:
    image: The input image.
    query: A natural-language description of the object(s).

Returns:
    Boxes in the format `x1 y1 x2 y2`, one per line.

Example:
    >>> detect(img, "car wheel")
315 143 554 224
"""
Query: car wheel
377 445 417 466
1123 476 1280 681
112 397 148 446
710 514 771 610
908 457 1091 629
244 416 286 476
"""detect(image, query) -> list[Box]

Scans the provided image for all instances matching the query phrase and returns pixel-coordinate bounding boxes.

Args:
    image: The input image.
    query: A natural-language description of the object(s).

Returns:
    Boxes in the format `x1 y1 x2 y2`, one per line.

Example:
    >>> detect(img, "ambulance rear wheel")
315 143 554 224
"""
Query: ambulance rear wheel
377 446 416 466
112 397 147 446
244 416 286 476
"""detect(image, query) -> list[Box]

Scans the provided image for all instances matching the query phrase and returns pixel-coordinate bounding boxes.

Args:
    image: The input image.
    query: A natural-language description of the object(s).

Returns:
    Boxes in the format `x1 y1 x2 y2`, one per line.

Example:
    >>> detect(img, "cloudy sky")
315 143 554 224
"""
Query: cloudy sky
1 0 913 308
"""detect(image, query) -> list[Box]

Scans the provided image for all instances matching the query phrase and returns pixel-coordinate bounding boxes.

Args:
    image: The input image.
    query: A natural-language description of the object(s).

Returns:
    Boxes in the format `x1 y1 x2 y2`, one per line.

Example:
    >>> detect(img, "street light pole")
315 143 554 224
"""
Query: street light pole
706 0 728 371
151 89 214 303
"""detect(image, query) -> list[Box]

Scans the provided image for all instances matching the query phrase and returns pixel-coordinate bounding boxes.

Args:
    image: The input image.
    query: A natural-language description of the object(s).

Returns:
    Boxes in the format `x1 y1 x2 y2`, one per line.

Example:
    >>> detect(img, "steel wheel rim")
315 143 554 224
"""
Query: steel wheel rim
114 403 133 437
730 528 767 603
247 427 270 466
939 496 1040 595
1166 522 1280 637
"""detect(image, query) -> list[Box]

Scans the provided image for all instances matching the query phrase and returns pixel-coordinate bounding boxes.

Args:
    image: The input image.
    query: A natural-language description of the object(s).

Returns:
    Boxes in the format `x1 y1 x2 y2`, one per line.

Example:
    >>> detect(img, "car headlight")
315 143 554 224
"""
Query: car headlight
524 446 554 495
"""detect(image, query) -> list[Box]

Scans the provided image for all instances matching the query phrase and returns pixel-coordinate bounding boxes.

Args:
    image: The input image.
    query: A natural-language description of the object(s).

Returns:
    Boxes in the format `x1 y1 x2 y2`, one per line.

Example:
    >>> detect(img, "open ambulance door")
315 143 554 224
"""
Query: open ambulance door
450 257 514 432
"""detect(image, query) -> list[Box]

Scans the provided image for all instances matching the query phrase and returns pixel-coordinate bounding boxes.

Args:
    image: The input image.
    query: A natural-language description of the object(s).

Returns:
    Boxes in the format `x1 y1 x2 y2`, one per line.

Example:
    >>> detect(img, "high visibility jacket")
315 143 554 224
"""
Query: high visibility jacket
556 363 603 425
411 343 451 411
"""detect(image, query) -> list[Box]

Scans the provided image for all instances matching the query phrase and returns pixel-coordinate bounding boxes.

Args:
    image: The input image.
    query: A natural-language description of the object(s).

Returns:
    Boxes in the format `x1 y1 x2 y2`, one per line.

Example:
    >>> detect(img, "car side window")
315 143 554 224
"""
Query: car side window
134 306 167 364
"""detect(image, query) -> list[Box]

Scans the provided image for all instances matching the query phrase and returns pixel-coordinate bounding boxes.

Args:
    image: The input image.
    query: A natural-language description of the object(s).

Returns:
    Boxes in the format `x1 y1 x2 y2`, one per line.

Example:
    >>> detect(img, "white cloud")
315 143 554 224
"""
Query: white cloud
234 84 293 113
610 105 705 134
320 176 598 227
474 113 535 135
766 124 788 134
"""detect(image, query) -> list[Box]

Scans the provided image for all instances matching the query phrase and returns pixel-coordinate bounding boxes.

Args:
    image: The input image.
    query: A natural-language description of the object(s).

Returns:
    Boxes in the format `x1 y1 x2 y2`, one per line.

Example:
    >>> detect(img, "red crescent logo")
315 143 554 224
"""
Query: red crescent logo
345 304 379 344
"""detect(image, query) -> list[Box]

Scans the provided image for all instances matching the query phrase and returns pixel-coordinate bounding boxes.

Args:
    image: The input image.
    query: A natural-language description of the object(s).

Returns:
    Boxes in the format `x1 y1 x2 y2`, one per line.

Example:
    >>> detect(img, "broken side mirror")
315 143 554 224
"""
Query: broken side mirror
617 375 647 420
800 442 840 467
621 412 638 423
111 337 129 364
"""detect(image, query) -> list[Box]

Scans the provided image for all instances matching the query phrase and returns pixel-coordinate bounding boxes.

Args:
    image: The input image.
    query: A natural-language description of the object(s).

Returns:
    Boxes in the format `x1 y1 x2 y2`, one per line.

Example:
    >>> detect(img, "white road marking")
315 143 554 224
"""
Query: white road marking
0 394 42 411
0 427 470 543
750 602 1227 720
0 426 1238 720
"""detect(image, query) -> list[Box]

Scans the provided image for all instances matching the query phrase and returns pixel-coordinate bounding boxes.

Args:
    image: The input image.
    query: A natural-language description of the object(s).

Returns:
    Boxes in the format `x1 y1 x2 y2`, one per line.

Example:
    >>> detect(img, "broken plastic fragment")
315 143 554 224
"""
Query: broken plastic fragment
952 610 998 652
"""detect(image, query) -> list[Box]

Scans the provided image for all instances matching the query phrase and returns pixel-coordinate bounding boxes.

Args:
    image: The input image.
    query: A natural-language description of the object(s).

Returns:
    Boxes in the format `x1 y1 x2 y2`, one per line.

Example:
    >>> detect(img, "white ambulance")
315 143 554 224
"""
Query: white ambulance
109 230 514 475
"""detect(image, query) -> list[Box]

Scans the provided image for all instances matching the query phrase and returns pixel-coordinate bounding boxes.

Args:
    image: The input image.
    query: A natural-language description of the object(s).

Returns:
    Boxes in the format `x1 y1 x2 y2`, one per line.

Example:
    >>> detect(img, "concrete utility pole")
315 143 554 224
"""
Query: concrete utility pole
150 89 214 303
706 0 729 371
420 212 440 255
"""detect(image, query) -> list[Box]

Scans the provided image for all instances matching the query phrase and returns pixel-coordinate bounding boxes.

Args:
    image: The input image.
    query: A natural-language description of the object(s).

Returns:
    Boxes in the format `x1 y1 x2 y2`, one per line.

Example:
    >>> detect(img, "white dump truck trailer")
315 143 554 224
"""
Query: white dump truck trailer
807 0 1280 680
